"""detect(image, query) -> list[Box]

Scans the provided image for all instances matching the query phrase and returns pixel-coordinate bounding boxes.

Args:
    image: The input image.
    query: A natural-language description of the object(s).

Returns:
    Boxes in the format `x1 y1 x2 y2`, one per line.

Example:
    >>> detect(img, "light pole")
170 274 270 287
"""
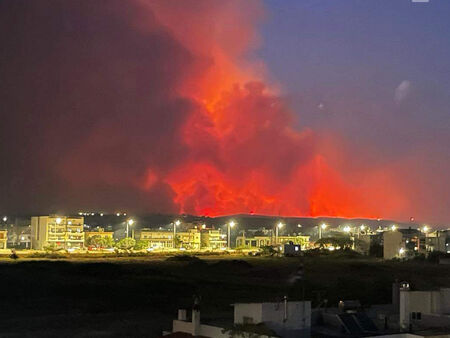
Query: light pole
319 223 327 239
276 222 284 245
173 220 181 249
227 221 235 249
126 219 134 238
343 225 353 249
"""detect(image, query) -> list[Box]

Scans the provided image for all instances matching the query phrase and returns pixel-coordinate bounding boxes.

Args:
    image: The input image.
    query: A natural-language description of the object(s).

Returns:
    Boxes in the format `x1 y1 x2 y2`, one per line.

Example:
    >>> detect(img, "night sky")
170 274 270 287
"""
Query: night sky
1 0 449 224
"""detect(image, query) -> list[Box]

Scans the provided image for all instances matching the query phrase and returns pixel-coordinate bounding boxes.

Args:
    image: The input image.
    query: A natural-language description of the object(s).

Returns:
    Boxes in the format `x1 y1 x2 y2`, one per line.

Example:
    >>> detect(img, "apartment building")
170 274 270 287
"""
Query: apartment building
425 230 450 253
177 229 201 250
383 228 426 259
236 234 310 250
139 229 174 249
31 215 84 250
200 229 227 250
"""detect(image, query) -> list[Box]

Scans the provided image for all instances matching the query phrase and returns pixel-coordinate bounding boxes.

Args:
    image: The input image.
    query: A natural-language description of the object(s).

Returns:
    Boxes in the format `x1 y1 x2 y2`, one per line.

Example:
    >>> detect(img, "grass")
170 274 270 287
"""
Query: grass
0 253 449 337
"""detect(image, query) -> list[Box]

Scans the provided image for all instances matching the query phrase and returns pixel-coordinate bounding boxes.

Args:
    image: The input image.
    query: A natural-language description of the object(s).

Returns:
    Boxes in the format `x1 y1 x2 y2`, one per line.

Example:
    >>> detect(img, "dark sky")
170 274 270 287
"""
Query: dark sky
0 0 199 214
1 0 450 224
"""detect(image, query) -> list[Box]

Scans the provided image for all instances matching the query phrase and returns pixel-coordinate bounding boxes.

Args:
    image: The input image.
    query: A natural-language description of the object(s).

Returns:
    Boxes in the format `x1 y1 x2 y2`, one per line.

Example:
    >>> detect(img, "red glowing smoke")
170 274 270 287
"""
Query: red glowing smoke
142 0 408 218
0 0 415 221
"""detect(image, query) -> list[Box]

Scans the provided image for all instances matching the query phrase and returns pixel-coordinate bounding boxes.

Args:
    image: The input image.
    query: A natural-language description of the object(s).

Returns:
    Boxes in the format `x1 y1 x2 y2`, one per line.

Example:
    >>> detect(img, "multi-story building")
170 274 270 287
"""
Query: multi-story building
177 229 201 250
200 229 227 250
425 230 450 253
383 228 426 259
236 234 310 250
0 229 7 249
31 215 84 250
139 229 173 249
139 228 202 250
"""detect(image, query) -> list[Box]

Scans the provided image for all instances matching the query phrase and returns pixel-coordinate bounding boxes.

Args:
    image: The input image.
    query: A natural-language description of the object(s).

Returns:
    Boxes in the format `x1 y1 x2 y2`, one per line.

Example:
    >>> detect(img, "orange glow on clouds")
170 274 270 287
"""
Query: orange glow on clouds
141 0 409 219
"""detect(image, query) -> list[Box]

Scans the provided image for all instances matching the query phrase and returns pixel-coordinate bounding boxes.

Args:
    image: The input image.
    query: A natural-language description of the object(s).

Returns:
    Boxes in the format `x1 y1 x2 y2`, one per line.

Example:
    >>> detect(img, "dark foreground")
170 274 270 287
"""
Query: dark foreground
0 253 449 337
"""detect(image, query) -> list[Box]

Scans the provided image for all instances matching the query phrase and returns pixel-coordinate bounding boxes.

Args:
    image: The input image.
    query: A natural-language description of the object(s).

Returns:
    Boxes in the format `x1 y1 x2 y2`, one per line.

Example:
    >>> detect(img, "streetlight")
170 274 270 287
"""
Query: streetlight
126 219 134 238
227 221 236 249
391 225 397 231
422 225 429 233
343 226 351 233
319 223 327 239
276 222 284 244
173 220 181 248
2 216 7 223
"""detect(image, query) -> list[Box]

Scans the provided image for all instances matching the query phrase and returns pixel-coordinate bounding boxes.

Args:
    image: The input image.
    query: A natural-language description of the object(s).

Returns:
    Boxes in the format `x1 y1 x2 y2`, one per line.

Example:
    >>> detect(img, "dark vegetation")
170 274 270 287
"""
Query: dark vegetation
0 254 449 337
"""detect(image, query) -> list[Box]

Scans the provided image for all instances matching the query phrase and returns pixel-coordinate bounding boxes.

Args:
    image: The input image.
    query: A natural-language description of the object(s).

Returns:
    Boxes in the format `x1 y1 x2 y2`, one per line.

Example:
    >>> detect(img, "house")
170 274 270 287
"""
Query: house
399 282 450 332
164 298 311 338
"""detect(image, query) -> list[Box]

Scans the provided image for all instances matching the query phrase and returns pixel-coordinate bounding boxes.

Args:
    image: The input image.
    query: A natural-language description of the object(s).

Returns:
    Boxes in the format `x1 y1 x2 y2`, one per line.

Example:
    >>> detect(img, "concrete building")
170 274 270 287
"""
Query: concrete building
200 229 227 250
165 299 311 338
384 228 426 259
0 229 7 249
31 215 84 250
384 230 404 259
399 283 450 332
426 230 450 253
177 229 201 250
236 234 310 250
139 229 174 249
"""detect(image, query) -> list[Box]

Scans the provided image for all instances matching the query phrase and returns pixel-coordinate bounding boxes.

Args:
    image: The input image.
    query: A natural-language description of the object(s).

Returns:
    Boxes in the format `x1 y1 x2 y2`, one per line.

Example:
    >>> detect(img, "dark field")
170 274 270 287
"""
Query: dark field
0 254 449 337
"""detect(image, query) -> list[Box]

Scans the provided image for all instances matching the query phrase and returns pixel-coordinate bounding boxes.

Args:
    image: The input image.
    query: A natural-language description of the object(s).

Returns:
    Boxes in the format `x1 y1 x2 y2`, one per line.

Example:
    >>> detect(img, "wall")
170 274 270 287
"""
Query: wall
384 231 403 259
234 303 263 324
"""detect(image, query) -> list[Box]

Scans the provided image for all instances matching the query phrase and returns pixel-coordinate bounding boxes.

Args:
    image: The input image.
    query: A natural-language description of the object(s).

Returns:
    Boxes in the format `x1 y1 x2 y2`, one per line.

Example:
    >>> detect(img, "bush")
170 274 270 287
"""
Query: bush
115 238 136 251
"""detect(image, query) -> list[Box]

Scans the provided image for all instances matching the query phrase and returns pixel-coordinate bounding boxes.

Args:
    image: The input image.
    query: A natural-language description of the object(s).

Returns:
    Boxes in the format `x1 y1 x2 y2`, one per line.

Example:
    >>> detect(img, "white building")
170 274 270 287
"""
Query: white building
399 283 450 332
164 299 311 338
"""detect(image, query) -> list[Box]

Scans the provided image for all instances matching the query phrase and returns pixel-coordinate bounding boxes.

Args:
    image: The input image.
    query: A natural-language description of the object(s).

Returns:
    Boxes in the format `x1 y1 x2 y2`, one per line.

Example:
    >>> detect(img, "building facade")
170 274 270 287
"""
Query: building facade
399 283 450 331
236 235 310 250
31 215 84 250
425 230 450 253
177 229 201 250
0 229 7 249
139 229 174 249
200 229 227 250
383 228 426 259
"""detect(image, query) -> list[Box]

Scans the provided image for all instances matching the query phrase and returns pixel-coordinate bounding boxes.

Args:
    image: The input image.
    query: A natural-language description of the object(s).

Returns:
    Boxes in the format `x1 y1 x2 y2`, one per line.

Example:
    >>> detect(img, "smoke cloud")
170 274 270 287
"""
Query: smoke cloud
0 0 435 222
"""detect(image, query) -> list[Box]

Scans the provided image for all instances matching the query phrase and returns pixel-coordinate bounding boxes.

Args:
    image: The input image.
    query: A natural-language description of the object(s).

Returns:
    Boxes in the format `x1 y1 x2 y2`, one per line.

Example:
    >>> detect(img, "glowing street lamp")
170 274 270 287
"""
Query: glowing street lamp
319 223 327 239
126 219 134 238
391 225 397 231
173 220 181 248
275 222 284 244
2 216 7 223
227 221 236 249
360 225 366 231
422 225 429 233
343 226 351 233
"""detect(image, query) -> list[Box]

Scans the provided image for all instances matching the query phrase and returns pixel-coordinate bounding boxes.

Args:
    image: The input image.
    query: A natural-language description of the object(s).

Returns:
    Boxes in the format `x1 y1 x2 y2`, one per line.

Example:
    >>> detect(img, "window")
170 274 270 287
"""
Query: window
411 312 422 320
